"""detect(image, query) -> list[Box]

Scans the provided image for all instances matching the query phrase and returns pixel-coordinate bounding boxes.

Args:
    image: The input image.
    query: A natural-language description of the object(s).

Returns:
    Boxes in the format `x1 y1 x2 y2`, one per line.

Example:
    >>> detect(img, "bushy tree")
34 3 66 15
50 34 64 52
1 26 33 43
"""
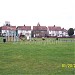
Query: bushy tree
68 28 74 36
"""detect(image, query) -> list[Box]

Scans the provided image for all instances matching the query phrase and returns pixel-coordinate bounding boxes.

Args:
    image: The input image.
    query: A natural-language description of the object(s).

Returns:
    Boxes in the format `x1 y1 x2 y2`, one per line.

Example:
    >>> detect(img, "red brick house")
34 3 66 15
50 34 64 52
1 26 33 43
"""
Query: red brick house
32 23 47 37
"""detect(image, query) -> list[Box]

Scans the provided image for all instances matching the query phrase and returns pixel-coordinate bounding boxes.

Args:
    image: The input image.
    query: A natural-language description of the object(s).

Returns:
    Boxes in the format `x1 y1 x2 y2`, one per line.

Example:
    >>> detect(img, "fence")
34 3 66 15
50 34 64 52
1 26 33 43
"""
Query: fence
0 37 75 43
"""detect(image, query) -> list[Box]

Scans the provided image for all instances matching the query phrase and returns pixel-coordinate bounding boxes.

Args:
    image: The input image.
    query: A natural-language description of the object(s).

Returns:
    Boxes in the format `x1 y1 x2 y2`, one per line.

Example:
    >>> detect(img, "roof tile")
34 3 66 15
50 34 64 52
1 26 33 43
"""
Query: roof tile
33 26 47 31
17 26 31 30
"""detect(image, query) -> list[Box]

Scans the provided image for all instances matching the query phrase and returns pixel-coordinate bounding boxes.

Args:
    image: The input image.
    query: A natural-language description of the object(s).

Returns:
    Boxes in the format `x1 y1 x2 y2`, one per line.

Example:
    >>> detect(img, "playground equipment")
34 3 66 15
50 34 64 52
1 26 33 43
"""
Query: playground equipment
19 33 31 41
2 31 31 42
2 32 18 42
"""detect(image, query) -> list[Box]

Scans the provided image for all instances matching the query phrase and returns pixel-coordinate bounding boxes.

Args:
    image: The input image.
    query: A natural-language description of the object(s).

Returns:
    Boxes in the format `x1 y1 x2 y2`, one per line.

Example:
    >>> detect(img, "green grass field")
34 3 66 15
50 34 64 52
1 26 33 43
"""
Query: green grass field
0 38 75 75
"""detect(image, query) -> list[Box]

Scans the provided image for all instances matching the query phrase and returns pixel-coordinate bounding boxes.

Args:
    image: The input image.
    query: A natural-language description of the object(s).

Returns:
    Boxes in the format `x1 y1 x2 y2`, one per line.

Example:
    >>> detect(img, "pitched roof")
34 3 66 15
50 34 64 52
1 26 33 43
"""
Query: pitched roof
61 28 67 32
1 26 16 30
17 26 31 30
48 26 61 31
33 26 47 31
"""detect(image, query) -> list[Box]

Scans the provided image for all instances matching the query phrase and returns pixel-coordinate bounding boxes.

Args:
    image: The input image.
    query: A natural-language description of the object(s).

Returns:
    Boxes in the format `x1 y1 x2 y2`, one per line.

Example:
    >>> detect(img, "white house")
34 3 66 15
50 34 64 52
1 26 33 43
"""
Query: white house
1 26 16 41
48 25 62 37
17 25 31 40
61 28 68 37
48 25 68 37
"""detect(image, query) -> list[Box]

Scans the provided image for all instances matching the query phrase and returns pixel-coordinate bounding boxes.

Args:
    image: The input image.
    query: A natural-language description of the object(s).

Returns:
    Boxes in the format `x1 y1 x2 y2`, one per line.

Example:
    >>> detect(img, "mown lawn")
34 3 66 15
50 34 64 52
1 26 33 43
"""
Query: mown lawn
0 39 75 75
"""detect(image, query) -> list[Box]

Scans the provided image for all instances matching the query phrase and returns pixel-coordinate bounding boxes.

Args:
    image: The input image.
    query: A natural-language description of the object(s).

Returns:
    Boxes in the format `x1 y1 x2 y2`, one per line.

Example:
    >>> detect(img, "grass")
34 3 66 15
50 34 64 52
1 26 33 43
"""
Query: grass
0 38 75 75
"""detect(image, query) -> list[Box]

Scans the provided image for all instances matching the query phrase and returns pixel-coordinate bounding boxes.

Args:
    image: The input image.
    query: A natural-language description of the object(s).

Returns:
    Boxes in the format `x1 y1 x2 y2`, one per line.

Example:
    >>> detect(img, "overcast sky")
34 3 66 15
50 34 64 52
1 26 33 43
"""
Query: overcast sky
0 0 75 29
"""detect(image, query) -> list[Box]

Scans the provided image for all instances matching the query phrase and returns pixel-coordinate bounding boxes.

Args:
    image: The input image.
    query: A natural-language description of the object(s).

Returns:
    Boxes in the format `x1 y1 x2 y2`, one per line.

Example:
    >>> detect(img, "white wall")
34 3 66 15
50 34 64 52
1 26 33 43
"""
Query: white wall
49 30 68 37
18 30 31 35
74 30 75 35
2 30 16 36
58 31 62 37
2 30 9 36
18 30 31 39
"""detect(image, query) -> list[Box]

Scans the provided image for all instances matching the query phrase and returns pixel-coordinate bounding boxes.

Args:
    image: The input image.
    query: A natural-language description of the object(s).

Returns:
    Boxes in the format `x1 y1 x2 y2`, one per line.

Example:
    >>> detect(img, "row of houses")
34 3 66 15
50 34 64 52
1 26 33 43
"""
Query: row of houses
0 23 75 40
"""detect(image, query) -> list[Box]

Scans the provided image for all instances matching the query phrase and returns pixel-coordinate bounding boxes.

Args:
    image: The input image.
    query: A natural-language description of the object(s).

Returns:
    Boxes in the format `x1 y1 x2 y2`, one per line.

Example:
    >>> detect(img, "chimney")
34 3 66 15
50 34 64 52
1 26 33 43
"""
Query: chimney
54 25 55 27
37 22 40 26
63 28 64 29
24 24 25 26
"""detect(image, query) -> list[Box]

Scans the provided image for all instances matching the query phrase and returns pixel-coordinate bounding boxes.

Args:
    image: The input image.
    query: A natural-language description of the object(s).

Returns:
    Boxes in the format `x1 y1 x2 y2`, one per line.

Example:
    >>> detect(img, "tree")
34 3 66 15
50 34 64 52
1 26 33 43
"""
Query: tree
68 28 74 37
